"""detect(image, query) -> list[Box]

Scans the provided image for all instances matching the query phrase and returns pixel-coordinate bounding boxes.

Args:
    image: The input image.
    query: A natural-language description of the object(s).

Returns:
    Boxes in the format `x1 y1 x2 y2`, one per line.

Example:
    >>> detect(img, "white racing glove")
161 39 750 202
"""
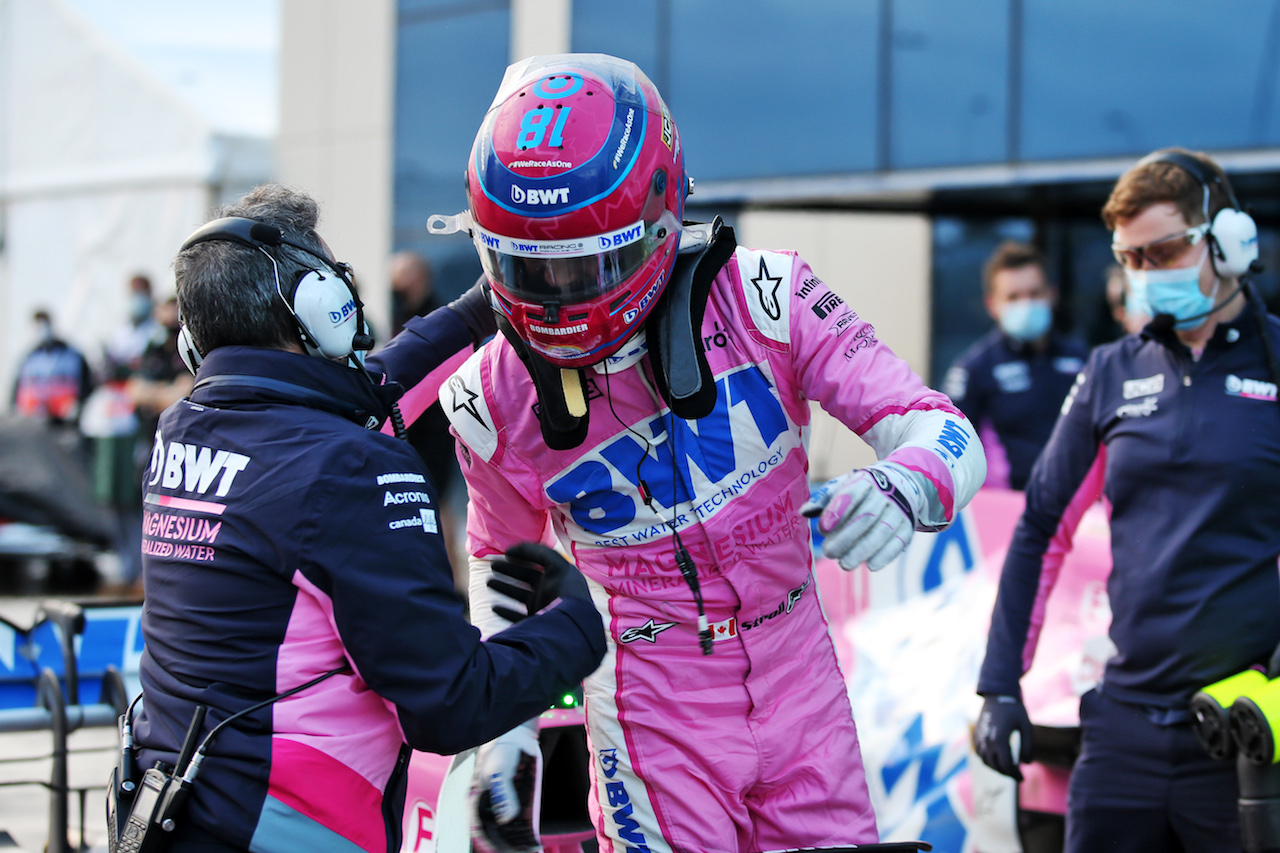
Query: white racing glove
472 719 542 853
800 462 922 571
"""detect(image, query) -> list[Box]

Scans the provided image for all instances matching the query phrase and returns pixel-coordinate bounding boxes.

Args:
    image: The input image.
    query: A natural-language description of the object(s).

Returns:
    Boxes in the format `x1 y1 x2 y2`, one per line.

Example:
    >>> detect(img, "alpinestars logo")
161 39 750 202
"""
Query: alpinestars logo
448 376 485 427
751 258 784 321
619 619 677 643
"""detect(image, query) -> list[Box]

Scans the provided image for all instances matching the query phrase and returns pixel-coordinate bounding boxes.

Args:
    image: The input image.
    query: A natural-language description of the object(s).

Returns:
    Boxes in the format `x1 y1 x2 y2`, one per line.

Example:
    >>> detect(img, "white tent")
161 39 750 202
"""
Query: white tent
0 0 271 396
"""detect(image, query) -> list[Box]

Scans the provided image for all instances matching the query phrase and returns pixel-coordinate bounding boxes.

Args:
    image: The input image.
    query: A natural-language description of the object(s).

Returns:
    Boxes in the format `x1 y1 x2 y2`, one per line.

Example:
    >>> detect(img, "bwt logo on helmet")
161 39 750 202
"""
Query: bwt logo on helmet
622 273 665 324
328 298 357 326
511 184 570 205
600 223 643 250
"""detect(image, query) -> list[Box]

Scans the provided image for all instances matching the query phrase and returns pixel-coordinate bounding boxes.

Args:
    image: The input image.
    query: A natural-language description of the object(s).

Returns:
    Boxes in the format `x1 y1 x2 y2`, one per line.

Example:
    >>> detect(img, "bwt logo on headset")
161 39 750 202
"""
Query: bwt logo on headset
511 185 570 205
328 298 357 326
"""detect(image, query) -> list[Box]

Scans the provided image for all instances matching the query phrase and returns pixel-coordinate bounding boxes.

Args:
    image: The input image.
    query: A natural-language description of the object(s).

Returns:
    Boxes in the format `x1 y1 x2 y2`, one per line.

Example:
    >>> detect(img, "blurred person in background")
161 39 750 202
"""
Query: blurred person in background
84 272 164 590
106 273 161 373
390 249 441 336
1104 261 1152 336
126 296 194 441
943 241 1088 490
385 250 468 589
11 308 94 442
975 148 1280 853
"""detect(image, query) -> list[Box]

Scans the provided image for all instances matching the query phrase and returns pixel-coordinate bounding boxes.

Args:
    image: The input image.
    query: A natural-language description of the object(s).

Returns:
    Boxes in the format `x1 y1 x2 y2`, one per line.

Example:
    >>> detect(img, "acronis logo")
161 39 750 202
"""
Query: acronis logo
545 364 791 539
328 299 357 326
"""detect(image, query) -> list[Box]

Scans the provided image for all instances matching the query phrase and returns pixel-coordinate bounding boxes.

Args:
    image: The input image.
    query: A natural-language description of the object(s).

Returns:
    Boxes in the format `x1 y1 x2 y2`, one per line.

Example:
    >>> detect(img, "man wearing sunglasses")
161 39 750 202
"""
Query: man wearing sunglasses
975 148 1280 853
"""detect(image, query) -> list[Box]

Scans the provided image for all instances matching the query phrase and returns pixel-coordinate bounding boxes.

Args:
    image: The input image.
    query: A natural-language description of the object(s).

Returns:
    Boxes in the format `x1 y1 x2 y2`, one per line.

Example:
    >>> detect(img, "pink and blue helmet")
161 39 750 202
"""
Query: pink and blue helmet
466 54 687 368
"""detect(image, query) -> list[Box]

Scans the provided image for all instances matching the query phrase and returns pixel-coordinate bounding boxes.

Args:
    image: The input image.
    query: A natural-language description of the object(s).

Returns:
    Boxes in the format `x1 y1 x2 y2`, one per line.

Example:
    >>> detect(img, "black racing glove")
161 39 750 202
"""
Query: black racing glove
973 694 1034 781
448 276 499 346
487 542 592 623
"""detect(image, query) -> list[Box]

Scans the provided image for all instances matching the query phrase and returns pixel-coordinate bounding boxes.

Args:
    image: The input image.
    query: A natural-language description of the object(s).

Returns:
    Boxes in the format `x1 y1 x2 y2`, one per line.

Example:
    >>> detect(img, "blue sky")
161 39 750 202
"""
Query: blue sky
63 0 280 137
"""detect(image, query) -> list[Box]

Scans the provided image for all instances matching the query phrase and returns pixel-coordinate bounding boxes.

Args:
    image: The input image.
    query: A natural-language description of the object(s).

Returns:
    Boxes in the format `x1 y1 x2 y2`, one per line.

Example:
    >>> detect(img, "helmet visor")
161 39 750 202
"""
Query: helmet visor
475 214 676 305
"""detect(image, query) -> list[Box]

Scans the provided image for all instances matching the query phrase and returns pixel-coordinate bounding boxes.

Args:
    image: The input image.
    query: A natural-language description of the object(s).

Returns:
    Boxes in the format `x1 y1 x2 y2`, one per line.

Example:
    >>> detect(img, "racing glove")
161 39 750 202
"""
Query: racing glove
973 694 1035 781
473 719 542 853
800 462 921 571
487 542 593 623
448 276 499 346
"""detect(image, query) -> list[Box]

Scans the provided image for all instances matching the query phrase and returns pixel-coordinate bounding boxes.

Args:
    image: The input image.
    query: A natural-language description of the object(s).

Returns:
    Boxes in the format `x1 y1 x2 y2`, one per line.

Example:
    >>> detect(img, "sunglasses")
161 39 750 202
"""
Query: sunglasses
1111 223 1209 270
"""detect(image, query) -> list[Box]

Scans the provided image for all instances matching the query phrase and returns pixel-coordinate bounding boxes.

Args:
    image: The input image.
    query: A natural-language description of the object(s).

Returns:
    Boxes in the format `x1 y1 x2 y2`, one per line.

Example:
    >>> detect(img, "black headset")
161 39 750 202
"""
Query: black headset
1136 150 1261 278
175 217 373 375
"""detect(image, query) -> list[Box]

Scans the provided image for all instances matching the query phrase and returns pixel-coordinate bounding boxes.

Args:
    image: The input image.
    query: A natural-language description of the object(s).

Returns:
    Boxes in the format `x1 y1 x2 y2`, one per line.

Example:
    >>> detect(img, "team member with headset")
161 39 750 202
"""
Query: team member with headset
974 148 1280 852
127 183 605 853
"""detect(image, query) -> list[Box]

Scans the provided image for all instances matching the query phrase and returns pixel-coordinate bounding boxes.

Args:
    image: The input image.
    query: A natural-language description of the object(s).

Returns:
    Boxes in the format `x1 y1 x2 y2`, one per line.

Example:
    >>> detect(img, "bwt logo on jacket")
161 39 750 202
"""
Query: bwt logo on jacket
147 434 251 497
511 185 569 205
545 365 791 537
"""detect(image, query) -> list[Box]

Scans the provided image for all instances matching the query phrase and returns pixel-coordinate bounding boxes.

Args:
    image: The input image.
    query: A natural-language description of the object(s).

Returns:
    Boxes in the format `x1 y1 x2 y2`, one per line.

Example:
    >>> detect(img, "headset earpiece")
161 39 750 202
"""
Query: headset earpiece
179 216 365 362
177 324 203 376
288 268 363 360
1208 207 1259 278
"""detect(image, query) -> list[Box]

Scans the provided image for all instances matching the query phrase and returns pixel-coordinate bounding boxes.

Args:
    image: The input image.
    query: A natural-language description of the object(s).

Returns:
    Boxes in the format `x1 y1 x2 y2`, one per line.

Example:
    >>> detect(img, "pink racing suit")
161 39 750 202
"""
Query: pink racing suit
444 246 986 853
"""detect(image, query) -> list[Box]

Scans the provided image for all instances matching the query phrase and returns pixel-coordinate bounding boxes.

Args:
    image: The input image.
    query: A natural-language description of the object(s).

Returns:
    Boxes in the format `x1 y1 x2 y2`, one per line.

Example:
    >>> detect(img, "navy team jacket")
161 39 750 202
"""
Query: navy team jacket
978 301 1280 714
134 320 605 853
944 330 1088 490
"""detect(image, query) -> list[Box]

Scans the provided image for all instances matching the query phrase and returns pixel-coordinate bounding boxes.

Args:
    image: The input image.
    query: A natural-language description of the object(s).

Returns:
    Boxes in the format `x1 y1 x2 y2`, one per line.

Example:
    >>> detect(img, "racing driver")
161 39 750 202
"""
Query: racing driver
380 54 987 852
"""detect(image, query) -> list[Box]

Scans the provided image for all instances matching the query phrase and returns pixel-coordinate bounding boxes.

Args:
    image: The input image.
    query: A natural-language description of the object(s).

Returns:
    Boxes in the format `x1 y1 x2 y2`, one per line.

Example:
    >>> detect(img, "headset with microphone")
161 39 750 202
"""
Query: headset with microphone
1136 150 1261 280
174 216 374 375
1132 151 1263 335
1136 152 1280 406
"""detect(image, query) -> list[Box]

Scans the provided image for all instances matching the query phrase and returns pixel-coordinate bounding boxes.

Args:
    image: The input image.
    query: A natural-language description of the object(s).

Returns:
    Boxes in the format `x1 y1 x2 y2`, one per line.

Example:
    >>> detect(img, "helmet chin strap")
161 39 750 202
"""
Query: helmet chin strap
501 218 738 451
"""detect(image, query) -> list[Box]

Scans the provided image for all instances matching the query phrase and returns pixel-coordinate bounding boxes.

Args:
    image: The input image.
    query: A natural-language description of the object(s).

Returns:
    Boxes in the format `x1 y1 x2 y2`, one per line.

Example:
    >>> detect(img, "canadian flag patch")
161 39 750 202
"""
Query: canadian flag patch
711 617 738 642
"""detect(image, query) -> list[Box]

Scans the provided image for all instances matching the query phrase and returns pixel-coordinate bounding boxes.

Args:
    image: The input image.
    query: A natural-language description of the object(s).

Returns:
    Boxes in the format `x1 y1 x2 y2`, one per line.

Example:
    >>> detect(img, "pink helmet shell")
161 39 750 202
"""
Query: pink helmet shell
467 54 686 367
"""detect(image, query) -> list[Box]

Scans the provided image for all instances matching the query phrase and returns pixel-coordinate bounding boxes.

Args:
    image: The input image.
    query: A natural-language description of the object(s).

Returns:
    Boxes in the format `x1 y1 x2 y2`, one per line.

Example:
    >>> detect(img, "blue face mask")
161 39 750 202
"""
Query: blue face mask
1124 253 1214 331
129 294 154 324
998 298 1053 342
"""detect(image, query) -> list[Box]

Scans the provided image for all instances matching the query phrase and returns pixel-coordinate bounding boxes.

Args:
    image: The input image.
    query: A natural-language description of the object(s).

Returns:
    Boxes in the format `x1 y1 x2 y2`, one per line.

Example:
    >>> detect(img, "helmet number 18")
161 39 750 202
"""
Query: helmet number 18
519 107 571 150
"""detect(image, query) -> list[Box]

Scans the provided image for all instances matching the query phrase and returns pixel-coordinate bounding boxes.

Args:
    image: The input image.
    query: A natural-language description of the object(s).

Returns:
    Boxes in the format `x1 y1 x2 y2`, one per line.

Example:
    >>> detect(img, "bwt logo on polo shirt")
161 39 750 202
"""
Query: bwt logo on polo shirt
511 185 569 205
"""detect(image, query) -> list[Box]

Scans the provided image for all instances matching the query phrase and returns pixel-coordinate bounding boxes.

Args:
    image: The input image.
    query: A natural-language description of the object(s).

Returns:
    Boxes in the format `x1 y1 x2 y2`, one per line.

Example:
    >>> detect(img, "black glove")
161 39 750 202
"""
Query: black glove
973 694 1034 781
449 276 499 345
487 542 592 623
